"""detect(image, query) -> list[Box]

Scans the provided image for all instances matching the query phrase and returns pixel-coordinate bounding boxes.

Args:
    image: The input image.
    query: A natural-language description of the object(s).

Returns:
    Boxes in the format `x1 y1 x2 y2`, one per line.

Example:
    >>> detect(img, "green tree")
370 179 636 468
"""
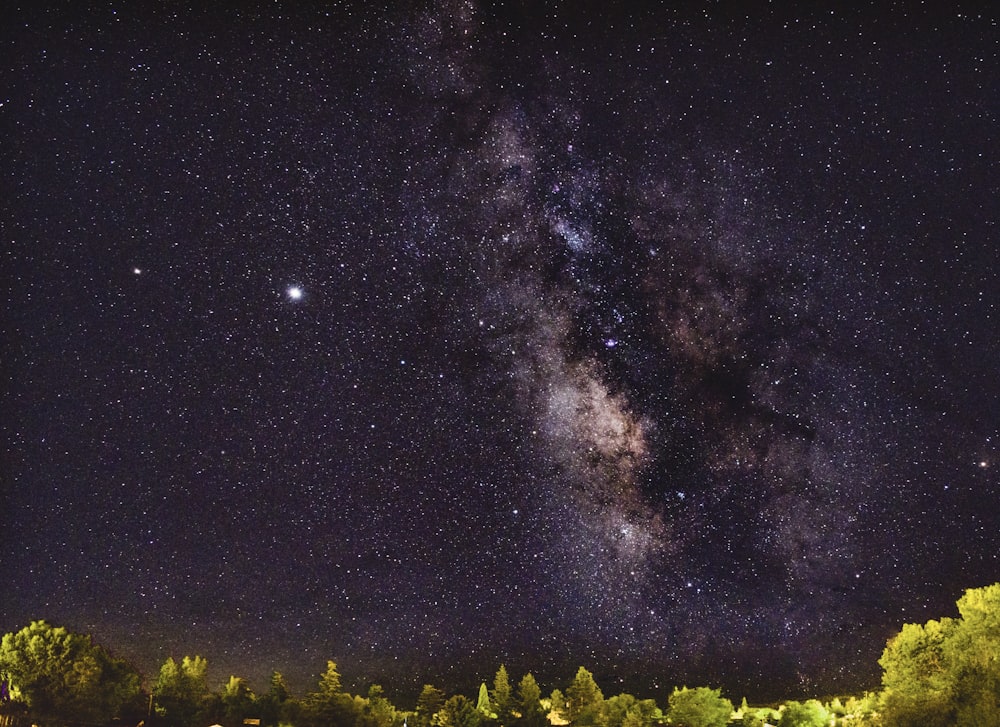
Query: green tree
219 675 256 726
514 673 546 727
628 697 659 727
303 660 357 727
825 697 844 718
415 684 447 727
258 671 295 727
622 705 656 727
948 582 1000 725
876 583 1000 727
440 695 482 727
565 668 603 725
878 619 955 727
740 705 778 727
841 693 877 725
154 655 211 727
548 689 567 723
0 620 141 727
317 659 342 693
269 670 291 703
358 684 398 727
601 693 636 727
491 665 513 724
666 686 732 727
602 694 657 727
778 700 828 727
478 682 496 719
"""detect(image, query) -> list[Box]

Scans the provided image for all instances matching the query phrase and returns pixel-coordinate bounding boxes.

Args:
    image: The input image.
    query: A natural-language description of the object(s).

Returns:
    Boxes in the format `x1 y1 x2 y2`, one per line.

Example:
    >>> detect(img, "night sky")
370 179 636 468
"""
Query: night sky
3 1 998 705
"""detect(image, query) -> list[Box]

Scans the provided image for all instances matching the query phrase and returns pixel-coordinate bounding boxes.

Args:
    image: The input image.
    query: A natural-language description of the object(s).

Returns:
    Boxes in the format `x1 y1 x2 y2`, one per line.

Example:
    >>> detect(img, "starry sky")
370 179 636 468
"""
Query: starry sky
3 1 998 705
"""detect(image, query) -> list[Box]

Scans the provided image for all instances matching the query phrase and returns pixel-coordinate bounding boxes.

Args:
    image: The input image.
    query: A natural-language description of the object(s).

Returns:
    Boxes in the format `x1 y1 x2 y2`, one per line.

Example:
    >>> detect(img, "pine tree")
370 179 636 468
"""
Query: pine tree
565 668 603 725
440 695 482 727
416 684 447 727
318 660 343 695
515 673 545 727
549 689 567 723
360 684 397 727
220 675 256 725
258 671 294 727
304 661 357 727
492 665 513 724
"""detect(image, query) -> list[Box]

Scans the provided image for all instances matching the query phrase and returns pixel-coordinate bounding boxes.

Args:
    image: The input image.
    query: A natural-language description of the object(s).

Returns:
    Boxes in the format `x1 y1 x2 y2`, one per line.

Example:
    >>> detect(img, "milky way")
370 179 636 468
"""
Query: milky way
3 0 998 704
429 53 872 689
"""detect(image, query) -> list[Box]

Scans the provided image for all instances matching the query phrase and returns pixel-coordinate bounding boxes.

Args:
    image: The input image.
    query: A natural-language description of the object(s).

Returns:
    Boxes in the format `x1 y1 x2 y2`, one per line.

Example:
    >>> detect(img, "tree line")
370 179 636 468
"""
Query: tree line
2 582 999 727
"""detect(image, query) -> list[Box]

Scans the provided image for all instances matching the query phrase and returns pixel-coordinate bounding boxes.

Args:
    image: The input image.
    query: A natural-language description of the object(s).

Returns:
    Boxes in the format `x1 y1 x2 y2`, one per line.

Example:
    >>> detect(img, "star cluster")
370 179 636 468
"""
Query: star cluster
3 1 998 703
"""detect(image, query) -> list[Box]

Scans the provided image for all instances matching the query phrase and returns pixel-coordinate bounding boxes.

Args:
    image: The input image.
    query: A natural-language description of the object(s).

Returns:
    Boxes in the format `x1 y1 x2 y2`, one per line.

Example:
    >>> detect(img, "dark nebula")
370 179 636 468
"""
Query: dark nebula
3 1 998 704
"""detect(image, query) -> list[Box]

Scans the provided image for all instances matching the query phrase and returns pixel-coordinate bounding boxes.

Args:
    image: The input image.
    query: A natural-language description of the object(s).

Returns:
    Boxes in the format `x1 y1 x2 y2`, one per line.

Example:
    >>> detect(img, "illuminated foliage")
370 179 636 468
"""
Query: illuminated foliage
478 682 495 719
358 684 398 727
220 675 256 725
257 671 296 727
302 660 358 727
565 667 604 725
154 654 211 727
440 694 483 727
878 619 955 726
665 686 732 727
547 688 567 723
491 664 513 724
878 582 1000 727
777 700 827 727
415 684 447 727
514 673 546 727
0 620 140 727
601 693 658 727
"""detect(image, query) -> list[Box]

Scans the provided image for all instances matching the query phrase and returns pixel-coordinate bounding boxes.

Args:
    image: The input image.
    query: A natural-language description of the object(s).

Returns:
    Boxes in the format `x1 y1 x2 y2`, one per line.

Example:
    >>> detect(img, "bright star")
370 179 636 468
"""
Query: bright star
287 286 303 300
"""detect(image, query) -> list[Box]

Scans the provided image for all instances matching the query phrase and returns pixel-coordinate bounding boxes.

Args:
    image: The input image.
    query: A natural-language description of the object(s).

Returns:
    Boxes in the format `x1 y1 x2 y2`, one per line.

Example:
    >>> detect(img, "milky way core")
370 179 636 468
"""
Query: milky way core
3 0 998 703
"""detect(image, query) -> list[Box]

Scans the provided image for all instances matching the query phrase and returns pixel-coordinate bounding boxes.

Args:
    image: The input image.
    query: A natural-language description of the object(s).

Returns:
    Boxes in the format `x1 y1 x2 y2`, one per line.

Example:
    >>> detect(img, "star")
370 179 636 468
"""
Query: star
4 2 994 707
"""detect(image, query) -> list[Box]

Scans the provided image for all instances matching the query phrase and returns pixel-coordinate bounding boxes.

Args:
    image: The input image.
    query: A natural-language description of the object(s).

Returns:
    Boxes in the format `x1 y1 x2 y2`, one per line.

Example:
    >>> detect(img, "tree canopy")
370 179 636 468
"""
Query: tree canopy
440 694 482 727
154 654 212 727
514 673 546 727
491 664 513 725
665 686 732 727
415 683 447 727
564 667 603 726
8 587 1000 727
0 620 141 727
879 582 1000 727
302 660 358 727
777 700 828 727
